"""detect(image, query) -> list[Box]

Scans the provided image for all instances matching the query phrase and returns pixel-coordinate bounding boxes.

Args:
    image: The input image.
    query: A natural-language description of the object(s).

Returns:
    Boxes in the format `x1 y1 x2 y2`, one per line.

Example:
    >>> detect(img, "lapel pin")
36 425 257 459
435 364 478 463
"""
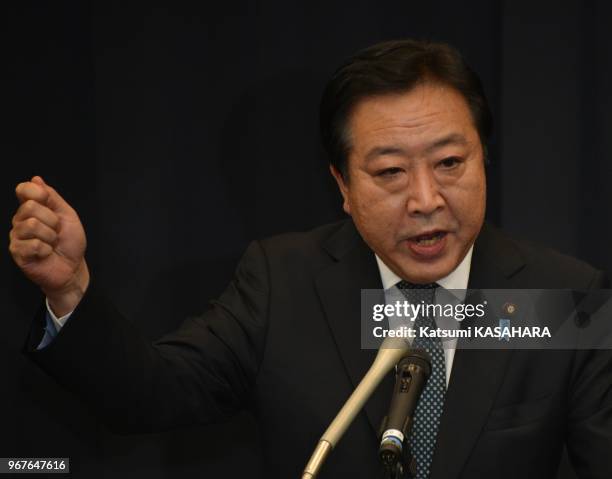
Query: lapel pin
502 302 517 316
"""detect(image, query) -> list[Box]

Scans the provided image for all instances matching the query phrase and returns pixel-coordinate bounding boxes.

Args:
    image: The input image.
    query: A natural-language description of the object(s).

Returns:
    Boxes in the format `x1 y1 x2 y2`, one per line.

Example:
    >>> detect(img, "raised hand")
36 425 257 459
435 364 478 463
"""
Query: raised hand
9 176 89 316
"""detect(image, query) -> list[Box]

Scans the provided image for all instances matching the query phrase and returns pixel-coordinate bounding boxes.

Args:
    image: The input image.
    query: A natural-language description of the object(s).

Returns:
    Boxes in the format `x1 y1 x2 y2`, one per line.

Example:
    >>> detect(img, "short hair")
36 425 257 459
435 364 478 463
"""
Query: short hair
319 39 493 178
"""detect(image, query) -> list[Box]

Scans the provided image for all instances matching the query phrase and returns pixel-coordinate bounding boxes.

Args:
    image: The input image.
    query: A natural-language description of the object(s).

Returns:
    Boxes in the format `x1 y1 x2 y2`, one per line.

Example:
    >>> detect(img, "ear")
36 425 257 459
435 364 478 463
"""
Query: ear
329 164 351 215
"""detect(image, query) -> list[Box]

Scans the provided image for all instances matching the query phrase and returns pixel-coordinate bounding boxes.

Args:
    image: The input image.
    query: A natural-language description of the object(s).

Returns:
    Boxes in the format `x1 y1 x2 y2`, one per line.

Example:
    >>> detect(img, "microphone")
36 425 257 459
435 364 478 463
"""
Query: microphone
378 350 431 471
301 337 411 479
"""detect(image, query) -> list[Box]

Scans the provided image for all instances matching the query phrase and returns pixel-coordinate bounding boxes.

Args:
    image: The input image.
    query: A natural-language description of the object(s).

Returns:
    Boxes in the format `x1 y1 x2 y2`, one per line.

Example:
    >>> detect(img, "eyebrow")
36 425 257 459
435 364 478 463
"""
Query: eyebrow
364 133 468 163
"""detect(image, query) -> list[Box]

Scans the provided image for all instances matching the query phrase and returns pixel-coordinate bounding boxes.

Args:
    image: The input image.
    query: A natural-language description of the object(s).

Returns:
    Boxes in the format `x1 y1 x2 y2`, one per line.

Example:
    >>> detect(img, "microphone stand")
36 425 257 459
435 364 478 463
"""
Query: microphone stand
301 338 412 479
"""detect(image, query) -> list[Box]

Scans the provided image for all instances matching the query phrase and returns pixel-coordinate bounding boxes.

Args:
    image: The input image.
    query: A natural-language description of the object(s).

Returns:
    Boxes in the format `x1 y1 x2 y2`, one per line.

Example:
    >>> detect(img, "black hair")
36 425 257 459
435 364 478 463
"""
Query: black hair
319 39 493 178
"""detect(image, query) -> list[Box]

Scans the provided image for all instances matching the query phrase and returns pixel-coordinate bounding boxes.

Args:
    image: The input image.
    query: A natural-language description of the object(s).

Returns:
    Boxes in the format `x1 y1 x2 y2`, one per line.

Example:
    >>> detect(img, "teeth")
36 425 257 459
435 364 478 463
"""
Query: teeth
415 232 443 245
417 237 439 246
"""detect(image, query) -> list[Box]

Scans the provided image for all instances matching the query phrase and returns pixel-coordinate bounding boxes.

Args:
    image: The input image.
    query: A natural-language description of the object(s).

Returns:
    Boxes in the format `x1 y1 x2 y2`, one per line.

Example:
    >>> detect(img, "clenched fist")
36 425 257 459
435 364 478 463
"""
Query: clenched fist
9 176 90 317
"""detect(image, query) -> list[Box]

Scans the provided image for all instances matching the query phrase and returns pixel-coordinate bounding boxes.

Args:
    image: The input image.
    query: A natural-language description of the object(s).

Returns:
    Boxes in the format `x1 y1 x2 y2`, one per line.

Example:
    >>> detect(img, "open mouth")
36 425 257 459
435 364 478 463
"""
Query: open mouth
411 231 447 245
405 230 448 258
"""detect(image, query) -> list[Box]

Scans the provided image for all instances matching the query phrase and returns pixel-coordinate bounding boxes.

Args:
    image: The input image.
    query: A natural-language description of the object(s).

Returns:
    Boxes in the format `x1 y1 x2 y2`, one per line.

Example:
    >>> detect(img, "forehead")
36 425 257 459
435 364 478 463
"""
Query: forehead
347 83 479 154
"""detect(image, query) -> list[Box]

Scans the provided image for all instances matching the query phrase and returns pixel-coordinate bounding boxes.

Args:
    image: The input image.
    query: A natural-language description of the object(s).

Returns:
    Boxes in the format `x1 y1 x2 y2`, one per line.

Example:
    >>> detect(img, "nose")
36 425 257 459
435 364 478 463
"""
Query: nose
406 167 445 217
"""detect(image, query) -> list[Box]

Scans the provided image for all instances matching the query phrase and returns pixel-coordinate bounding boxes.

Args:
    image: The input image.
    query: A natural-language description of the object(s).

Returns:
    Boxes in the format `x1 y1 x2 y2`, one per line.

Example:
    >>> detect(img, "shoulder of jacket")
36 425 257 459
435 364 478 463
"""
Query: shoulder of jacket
257 219 349 254
491 225 605 288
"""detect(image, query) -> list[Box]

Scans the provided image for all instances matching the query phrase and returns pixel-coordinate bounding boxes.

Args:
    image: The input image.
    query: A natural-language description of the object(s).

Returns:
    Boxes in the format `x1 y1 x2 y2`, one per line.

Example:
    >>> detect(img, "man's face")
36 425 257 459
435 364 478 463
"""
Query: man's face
331 82 486 283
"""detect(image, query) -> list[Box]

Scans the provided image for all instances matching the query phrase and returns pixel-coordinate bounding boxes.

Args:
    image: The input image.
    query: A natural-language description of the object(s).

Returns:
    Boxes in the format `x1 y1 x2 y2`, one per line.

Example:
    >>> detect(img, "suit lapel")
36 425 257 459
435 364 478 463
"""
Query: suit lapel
313 221 528 477
430 223 526 479
314 220 394 439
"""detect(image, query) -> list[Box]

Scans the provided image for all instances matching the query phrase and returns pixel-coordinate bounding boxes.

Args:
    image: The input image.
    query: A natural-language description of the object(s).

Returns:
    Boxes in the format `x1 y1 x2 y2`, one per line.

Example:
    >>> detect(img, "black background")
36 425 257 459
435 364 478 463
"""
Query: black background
3 1 611 477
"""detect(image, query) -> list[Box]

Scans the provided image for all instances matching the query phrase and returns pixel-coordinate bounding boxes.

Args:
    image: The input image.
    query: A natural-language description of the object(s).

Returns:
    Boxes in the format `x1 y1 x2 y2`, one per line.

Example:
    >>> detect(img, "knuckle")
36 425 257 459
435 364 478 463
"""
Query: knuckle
23 199 37 214
20 200 32 215
39 188 50 203
50 212 60 228
25 217 39 230
30 239 41 252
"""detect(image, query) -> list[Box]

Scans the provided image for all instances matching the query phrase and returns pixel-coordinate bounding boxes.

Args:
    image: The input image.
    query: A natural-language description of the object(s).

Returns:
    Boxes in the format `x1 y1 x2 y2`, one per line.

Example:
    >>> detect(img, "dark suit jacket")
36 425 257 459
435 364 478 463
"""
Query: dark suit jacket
24 220 612 478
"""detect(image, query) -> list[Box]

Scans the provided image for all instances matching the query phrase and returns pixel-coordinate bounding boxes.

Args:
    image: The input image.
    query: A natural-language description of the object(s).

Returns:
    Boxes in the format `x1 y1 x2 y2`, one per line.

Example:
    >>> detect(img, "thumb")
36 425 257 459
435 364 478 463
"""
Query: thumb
31 176 72 214
31 175 46 187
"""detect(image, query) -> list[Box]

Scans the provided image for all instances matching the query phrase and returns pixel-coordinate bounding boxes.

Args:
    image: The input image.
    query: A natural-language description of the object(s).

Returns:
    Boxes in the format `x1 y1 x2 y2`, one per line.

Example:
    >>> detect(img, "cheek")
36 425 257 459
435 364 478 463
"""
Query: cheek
348 186 406 240
446 172 486 230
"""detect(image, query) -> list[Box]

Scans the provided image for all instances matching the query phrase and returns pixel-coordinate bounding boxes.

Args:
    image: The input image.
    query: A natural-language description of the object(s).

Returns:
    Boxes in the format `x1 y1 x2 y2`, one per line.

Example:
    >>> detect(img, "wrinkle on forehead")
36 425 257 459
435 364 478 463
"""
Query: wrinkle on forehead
348 83 478 158
355 87 465 127
365 112 443 133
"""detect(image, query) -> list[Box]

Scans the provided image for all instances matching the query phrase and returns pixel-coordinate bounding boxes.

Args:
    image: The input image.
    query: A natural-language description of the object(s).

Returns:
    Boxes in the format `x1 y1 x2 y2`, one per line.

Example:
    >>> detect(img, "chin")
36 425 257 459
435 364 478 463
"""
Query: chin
397 257 456 284
406 270 445 284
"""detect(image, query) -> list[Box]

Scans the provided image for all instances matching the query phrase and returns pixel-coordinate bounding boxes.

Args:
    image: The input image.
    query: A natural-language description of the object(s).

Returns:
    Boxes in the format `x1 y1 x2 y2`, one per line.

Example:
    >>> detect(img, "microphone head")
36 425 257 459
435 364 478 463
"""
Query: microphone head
397 350 432 377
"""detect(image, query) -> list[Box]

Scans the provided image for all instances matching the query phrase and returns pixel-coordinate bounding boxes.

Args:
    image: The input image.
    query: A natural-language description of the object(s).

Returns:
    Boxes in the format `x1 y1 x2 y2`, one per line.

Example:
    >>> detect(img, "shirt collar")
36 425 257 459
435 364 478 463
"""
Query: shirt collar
375 245 474 292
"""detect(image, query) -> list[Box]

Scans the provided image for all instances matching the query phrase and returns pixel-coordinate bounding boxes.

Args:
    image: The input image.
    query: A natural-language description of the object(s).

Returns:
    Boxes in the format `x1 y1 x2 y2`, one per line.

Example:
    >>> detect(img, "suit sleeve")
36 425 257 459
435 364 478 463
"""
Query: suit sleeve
566 270 612 479
22 240 270 434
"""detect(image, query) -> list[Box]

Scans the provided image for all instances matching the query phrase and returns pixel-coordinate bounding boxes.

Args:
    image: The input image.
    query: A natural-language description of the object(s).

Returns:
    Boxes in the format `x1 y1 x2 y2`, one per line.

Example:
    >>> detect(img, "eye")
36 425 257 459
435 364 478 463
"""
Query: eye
438 156 462 169
376 167 403 177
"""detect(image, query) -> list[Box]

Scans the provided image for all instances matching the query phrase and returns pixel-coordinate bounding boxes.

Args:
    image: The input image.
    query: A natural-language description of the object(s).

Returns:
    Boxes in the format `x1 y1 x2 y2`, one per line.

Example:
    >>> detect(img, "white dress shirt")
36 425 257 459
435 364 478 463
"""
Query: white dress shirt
46 297 72 330
374 246 474 387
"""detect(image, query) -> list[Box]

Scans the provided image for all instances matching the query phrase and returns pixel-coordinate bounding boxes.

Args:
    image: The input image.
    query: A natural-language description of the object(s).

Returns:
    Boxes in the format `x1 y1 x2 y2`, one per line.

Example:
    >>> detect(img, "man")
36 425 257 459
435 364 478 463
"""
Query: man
9 39 612 478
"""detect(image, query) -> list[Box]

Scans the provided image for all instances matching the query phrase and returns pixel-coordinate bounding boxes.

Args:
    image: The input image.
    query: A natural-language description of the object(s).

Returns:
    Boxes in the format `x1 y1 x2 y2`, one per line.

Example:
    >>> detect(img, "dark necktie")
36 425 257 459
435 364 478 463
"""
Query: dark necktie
396 281 446 479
